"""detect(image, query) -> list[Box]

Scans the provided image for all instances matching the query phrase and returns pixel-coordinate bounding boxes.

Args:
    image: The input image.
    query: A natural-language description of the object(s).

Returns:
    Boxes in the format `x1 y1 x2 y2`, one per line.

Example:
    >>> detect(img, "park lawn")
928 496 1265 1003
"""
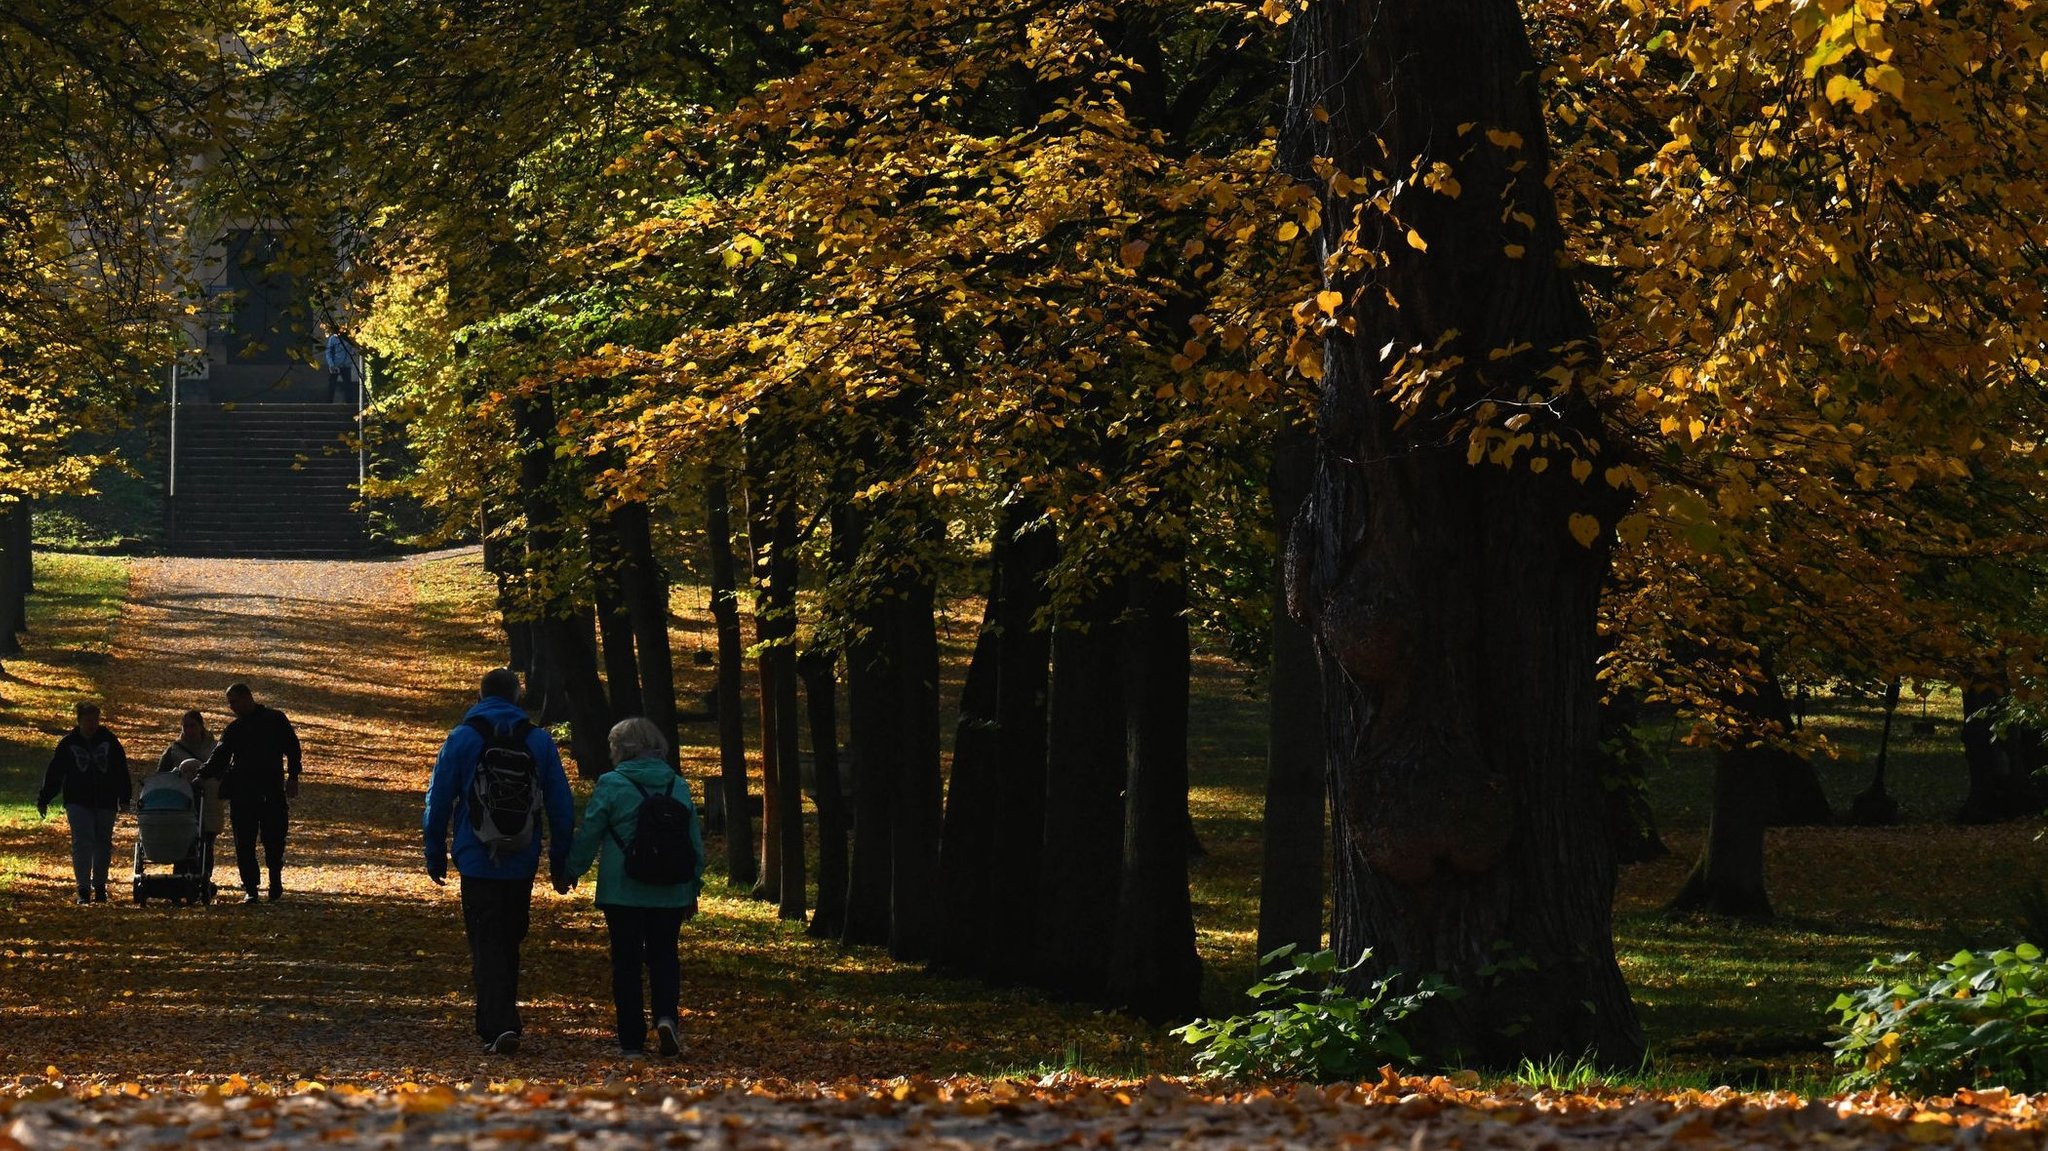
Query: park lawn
0 554 129 849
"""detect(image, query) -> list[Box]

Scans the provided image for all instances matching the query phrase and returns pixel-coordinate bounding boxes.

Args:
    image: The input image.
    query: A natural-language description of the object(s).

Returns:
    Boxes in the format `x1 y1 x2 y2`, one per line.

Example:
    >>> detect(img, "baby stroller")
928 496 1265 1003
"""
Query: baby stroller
132 771 216 906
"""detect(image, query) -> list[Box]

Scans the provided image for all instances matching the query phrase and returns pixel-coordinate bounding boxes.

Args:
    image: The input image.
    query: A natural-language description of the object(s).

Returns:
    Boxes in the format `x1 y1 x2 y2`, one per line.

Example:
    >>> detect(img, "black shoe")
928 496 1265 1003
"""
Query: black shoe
242 891 260 905
489 1031 520 1056
92 889 108 903
656 1018 679 1057
75 894 91 905
267 885 282 902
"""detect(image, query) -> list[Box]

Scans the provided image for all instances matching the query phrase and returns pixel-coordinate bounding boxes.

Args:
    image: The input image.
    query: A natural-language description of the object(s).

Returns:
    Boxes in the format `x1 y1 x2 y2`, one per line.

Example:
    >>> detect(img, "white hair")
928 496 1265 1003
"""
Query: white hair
607 716 669 765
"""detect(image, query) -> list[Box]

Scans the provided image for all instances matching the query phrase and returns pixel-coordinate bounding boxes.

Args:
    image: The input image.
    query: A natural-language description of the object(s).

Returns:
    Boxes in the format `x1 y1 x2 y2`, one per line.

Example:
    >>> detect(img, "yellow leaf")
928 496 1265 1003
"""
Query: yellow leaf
1571 458 1594 483
1119 239 1150 268
1485 128 1524 149
1277 221 1301 242
1315 290 1344 315
1568 513 1601 548
1405 228 1428 252
1503 244 1526 259
1866 64 1905 99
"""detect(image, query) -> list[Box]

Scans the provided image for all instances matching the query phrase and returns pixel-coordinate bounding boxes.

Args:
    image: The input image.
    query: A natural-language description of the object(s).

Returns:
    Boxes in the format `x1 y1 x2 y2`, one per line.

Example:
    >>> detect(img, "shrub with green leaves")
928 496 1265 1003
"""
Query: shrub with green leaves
1829 945 2048 1094
1172 946 1455 1083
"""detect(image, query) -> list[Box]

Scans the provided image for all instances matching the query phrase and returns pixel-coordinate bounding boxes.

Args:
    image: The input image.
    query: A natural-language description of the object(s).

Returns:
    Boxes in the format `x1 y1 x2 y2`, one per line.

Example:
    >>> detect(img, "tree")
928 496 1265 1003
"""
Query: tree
1288 0 1644 1063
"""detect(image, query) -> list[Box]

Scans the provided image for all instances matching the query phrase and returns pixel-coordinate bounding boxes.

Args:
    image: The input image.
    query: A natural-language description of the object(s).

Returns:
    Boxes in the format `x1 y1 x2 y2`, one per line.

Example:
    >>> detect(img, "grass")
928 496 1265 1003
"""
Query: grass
0 554 130 835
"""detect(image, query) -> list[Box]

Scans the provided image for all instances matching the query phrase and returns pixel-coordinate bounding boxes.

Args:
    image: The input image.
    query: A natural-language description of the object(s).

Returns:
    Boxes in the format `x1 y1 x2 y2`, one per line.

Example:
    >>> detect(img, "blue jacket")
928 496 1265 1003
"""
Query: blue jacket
422 697 575 881
564 757 703 909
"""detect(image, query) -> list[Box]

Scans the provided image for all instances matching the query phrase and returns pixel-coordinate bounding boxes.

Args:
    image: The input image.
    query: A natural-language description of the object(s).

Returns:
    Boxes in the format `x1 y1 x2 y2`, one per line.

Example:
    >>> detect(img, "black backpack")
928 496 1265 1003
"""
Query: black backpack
465 717 540 863
612 776 698 886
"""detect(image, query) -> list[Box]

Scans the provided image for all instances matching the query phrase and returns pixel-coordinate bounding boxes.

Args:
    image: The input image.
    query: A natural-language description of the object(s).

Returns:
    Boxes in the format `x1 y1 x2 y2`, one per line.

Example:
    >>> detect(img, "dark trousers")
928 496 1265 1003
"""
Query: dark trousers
229 794 288 894
462 876 532 1042
601 905 685 1052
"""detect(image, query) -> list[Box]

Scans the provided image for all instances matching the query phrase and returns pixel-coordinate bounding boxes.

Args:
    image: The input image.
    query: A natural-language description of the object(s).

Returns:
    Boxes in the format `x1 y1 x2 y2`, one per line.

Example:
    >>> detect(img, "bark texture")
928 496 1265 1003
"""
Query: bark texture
1292 0 1643 1063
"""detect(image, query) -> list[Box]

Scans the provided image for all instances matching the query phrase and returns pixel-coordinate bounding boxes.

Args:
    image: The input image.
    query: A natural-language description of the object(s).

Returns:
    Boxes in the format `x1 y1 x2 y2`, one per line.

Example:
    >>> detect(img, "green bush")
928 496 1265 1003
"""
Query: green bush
1829 945 2048 1093
1172 946 1455 1083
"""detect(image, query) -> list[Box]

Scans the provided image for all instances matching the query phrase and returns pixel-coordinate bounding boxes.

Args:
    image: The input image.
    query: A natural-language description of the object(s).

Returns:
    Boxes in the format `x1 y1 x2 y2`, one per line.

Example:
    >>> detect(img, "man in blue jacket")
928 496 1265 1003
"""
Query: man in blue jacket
423 668 575 1056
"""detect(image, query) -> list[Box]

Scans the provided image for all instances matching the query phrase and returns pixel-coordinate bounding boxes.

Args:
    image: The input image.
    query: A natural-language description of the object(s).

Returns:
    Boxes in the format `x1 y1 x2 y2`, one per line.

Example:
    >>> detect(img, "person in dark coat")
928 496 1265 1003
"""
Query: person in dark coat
202 683 302 904
423 668 575 1056
36 702 131 904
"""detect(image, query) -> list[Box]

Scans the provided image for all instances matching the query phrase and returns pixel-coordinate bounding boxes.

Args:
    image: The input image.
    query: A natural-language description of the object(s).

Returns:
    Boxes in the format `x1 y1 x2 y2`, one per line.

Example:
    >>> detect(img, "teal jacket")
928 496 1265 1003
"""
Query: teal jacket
565 758 703 908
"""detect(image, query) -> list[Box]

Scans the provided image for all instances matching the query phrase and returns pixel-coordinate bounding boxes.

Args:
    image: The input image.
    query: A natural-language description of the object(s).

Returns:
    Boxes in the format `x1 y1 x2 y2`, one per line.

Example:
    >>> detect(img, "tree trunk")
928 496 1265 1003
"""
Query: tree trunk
614 500 681 758
0 504 24 658
932 596 1004 973
1292 0 1643 1063
886 569 944 961
802 645 848 939
1256 420 1324 972
1598 689 1668 865
1760 668 1832 827
14 500 31 598
747 491 787 906
981 510 1057 984
513 392 612 777
1031 576 1127 999
1849 680 1902 826
763 503 806 921
706 473 757 887
841 508 895 947
1666 743 1775 918
1105 553 1202 1023
591 517 644 719
1958 686 2044 823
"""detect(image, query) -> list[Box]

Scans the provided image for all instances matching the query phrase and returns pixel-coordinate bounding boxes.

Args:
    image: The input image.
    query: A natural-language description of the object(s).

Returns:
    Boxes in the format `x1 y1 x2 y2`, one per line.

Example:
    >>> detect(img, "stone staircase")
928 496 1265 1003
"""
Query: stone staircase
167 404 370 558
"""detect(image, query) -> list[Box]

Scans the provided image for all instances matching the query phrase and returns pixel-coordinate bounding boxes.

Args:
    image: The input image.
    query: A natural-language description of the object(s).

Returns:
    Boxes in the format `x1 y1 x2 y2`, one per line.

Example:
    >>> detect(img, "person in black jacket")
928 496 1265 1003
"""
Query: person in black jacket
36 702 131 904
202 683 303 904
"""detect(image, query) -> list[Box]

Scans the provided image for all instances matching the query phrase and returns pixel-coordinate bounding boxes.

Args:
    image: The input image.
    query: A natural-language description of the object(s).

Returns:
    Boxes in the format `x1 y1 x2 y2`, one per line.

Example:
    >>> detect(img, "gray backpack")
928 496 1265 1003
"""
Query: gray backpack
465 717 539 862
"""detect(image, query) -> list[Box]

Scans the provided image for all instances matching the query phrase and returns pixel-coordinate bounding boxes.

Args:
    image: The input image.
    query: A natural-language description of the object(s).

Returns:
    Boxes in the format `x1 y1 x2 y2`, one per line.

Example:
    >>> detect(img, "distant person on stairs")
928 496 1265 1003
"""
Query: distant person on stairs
201 683 302 904
324 325 362 405
423 667 575 1058
36 702 131 904
159 709 223 881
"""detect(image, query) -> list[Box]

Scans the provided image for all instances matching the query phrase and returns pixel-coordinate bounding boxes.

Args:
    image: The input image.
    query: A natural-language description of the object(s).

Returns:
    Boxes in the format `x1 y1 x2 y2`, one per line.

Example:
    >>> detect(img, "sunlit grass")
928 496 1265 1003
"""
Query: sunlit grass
0 553 129 835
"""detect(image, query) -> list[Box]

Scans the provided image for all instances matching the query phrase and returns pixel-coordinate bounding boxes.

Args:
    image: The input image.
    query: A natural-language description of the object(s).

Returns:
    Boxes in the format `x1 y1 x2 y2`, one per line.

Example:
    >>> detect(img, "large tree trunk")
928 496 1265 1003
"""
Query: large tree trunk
1958 686 2044 824
1292 0 1643 1063
840 509 895 947
1667 742 1775 918
1105 553 1202 1023
1256 421 1324 972
886 568 944 961
802 645 848 939
981 510 1056 984
706 473 757 887
613 500 681 757
1031 576 1127 999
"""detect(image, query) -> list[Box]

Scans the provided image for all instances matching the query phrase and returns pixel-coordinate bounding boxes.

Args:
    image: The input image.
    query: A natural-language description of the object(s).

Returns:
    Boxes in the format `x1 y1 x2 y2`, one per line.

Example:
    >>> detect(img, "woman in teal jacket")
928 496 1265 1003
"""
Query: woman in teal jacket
562 717 704 1059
